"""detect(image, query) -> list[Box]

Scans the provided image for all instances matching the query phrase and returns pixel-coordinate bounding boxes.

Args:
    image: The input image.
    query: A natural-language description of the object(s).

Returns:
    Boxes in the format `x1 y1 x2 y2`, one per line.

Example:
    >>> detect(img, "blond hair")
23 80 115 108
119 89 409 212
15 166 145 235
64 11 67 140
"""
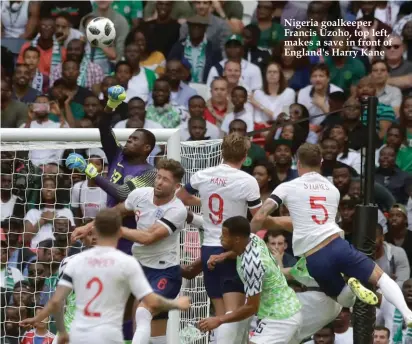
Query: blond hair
222 133 250 163
297 143 322 168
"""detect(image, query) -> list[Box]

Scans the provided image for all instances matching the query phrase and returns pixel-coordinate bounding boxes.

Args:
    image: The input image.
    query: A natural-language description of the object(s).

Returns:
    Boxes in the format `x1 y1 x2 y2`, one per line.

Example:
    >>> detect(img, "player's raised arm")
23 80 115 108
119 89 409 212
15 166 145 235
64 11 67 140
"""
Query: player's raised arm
263 216 293 232
176 169 204 207
99 85 127 164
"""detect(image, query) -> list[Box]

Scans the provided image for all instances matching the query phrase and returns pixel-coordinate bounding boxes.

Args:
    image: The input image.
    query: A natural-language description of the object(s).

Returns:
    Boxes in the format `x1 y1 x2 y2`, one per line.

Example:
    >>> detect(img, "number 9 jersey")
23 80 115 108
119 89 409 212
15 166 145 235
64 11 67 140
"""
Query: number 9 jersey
185 164 262 246
269 172 342 257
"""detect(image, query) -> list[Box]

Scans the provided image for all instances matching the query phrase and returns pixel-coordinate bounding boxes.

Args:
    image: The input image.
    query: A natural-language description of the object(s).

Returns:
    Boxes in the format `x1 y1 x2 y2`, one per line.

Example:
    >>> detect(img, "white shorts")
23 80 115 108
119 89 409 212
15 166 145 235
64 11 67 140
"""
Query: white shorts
249 311 302 344
289 291 342 344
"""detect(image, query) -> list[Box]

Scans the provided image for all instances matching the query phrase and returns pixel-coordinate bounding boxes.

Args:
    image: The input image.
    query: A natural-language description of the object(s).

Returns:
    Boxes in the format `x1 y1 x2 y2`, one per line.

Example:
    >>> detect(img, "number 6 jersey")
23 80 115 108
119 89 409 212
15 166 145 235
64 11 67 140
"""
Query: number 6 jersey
185 164 261 246
269 172 342 256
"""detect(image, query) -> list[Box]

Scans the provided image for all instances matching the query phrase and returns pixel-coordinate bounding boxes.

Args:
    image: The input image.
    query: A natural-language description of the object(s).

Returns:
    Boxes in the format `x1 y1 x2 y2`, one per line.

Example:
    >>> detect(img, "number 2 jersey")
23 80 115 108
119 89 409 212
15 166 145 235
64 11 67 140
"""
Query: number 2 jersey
270 172 342 256
124 187 187 269
186 164 261 246
58 246 153 340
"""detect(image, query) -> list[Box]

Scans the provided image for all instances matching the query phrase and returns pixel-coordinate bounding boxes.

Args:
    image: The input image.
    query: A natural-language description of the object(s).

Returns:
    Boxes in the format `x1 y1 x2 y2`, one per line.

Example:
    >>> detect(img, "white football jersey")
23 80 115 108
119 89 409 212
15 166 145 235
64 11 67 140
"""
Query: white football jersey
187 164 261 246
270 172 343 256
58 246 152 341
125 187 187 269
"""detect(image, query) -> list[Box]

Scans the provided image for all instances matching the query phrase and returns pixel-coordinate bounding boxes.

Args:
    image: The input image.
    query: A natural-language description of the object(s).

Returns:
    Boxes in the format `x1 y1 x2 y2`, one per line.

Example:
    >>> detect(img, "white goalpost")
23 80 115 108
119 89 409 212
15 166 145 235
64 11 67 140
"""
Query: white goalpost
0 128 223 344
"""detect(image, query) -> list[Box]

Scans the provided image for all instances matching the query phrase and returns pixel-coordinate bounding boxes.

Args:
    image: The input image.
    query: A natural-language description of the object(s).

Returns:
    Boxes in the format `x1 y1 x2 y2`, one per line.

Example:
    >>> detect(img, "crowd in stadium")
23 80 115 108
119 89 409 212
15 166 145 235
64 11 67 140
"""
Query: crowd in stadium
2 0 412 343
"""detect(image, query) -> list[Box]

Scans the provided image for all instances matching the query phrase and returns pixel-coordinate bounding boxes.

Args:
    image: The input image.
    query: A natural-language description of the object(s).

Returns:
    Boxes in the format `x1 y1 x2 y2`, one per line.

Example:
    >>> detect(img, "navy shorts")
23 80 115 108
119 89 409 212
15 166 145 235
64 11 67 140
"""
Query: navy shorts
201 246 244 299
306 237 375 298
142 265 182 299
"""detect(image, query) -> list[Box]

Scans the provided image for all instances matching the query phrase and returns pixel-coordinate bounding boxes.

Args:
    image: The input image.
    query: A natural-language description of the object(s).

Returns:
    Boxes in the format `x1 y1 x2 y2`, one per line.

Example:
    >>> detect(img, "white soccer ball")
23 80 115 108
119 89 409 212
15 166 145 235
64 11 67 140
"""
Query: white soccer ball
86 17 116 48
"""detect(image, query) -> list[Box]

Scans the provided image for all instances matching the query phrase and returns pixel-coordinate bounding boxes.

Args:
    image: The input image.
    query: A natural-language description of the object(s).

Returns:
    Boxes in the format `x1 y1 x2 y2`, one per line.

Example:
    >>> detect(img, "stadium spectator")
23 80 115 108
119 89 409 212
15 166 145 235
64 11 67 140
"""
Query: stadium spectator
221 86 254 133
12 64 41 104
60 60 93 107
22 47 50 95
114 97 163 130
125 26 166 75
123 42 156 103
267 139 298 184
371 60 403 117
92 1 143 28
145 1 181 58
321 137 340 181
376 146 411 204
3 306 27 344
17 16 67 77
400 96 412 169
207 34 263 91
297 63 343 130
0 0 40 39
375 223 410 287
12 280 34 309
39 2 92 29
373 326 390 344
386 204 412 268
20 307 55 344
222 60 249 96
54 12 84 48
1 78 28 128
327 124 362 174
0 233 25 293
308 324 335 344
179 0 231 51
143 1 193 22
27 261 47 304
264 230 297 269
23 175 75 248
145 78 182 128
338 195 360 244
332 162 354 196
180 95 221 141
47 80 80 127
204 78 232 127
114 61 133 91
241 24 271 71
333 308 353 343
1 166 24 221
169 15 222 84
82 95 103 127
187 117 209 141
250 61 296 123
50 39 104 90
252 1 285 49
164 59 197 108
252 160 275 201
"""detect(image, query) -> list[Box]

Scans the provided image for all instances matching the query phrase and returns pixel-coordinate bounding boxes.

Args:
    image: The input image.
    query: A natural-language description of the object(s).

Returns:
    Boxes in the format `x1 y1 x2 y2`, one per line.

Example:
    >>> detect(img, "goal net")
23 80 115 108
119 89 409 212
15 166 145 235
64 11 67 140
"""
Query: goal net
0 128 222 344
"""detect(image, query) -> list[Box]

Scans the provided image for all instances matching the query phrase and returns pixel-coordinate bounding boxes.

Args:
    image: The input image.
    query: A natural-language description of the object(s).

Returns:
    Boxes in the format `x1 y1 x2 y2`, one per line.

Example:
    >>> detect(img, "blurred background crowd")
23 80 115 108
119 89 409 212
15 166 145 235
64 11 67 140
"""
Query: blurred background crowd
2 1 412 343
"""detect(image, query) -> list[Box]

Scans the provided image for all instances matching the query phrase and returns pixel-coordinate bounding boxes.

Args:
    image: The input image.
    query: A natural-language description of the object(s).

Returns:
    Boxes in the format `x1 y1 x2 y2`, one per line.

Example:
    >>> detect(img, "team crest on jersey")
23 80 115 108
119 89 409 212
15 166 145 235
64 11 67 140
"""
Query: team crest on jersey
125 175 134 182
155 208 164 219
135 210 141 222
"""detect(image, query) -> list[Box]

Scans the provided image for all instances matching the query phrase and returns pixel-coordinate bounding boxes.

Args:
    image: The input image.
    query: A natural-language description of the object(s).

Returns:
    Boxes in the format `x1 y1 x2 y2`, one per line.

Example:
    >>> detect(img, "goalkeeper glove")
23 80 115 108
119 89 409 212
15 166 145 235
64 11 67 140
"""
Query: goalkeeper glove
65 153 99 179
107 85 126 110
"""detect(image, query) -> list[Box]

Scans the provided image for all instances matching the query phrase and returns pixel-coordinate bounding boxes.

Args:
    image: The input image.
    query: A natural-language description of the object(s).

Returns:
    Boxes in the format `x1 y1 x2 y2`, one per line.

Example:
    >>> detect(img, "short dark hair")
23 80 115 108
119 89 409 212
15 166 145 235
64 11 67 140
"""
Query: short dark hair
94 208 122 238
188 95 205 105
155 76 171 88
371 59 389 72
63 59 80 68
310 63 329 77
23 46 40 57
387 123 406 141
374 326 390 338
189 116 206 127
232 85 248 97
156 159 185 182
263 229 287 243
244 24 260 40
55 11 73 25
135 128 156 153
52 78 67 88
297 143 322 168
229 119 247 131
115 60 132 72
223 216 250 238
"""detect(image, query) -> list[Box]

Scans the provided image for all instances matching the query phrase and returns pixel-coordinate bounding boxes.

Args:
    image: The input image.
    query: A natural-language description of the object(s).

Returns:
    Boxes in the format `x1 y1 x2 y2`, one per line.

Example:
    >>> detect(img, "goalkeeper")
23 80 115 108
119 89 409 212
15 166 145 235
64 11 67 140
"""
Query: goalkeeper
65 85 157 255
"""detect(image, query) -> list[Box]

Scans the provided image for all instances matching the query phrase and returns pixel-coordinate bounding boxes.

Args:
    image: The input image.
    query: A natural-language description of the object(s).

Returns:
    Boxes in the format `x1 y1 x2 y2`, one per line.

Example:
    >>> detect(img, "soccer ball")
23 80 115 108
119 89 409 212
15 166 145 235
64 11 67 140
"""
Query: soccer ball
86 17 116 48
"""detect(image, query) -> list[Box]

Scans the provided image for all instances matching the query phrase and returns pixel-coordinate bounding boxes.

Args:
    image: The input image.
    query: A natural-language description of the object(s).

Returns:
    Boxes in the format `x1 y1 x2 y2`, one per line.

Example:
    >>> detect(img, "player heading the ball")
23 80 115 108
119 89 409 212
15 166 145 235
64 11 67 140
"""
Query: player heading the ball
252 143 412 327
29 208 190 344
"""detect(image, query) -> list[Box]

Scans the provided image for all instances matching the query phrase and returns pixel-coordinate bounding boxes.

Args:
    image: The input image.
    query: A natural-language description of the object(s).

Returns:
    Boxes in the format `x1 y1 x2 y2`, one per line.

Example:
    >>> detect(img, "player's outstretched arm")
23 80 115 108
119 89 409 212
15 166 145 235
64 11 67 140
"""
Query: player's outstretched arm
181 258 203 280
20 285 71 328
250 198 279 233
199 294 260 332
121 223 169 245
263 216 293 232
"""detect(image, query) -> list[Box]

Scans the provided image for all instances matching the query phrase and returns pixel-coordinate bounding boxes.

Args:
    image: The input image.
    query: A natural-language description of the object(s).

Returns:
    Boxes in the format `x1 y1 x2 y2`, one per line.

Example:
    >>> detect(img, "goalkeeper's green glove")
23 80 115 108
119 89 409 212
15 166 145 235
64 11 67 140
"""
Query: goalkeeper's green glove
107 85 126 110
84 164 99 179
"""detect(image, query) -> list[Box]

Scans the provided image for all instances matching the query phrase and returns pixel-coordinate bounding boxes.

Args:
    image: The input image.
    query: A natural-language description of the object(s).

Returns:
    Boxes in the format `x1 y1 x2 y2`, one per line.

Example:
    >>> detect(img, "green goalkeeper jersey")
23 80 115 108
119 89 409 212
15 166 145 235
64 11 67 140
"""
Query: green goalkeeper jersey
236 234 301 320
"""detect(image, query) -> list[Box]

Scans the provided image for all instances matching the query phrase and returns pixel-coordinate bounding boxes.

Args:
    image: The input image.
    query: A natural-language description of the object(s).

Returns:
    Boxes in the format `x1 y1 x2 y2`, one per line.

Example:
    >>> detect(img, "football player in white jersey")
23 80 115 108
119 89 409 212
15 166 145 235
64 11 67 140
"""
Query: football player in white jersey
177 133 262 343
251 143 412 327
29 208 190 344
111 159 188 344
